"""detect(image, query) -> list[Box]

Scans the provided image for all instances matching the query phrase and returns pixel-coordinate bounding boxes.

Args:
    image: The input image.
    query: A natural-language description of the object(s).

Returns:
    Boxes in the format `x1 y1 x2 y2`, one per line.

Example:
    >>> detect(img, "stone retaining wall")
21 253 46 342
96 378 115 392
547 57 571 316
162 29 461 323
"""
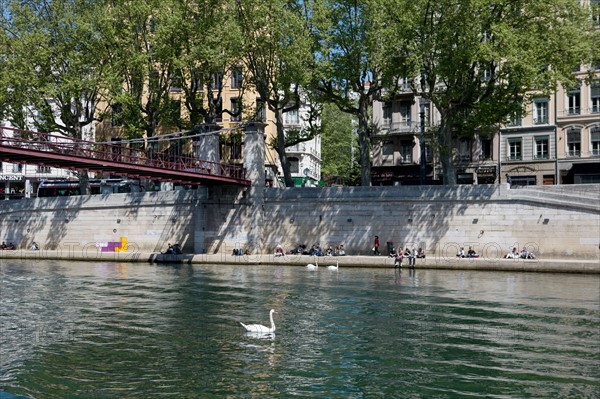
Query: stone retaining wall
1 184 599 260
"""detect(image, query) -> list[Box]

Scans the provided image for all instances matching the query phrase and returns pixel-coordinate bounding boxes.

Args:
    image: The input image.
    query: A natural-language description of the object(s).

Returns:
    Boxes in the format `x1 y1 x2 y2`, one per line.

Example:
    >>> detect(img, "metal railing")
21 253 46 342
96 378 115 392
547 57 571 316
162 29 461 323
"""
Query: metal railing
0 126 246 182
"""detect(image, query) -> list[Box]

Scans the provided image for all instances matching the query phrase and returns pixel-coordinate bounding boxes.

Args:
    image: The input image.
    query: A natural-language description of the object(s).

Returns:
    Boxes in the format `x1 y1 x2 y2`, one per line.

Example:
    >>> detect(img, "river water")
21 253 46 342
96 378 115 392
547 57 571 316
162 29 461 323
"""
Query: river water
0 260 598 398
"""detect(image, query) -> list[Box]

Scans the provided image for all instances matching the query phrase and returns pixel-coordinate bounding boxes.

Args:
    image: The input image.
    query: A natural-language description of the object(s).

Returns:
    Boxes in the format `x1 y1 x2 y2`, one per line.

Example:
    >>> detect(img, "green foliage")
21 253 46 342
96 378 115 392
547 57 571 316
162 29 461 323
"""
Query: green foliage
320 102 359 185
237 0 319 187
380 0 595 184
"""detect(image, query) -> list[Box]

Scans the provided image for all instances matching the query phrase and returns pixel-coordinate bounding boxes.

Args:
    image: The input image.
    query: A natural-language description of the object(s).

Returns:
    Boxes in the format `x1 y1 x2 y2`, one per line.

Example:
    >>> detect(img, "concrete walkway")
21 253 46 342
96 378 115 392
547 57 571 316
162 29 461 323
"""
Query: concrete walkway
1 250 598 274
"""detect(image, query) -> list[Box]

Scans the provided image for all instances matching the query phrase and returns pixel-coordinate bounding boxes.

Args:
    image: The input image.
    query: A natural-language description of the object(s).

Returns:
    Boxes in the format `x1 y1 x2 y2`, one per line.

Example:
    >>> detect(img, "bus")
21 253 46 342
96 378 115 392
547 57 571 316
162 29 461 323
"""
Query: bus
36 179 141 197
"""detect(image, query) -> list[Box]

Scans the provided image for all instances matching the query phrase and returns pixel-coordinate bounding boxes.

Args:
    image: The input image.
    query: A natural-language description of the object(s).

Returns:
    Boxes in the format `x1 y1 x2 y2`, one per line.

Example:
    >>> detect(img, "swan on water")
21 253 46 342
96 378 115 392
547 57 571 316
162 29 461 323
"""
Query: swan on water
240 309 276 334
306 256 318 270
327 260 339 270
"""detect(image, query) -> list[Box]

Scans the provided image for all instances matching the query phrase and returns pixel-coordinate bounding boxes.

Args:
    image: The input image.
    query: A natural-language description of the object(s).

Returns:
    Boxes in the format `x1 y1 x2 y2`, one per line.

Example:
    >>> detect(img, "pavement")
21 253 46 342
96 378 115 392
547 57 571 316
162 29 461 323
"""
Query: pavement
1 250 599 274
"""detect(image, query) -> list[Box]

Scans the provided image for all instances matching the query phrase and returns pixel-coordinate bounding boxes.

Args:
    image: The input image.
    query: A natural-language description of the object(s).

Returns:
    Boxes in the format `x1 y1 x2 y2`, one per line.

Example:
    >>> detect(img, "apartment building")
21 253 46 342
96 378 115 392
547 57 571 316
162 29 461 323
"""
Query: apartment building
372 81 499 186
95 67 321 188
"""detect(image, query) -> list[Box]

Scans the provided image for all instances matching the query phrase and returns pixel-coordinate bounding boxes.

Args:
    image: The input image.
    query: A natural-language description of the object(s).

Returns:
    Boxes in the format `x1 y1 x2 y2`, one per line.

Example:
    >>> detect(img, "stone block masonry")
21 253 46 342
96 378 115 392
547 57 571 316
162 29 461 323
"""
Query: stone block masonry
0 184 599 261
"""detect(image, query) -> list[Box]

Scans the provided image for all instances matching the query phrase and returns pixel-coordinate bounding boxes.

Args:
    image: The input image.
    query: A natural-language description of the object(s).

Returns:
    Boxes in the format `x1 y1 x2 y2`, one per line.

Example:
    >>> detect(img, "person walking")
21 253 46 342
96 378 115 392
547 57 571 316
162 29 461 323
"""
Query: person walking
373 235 380 256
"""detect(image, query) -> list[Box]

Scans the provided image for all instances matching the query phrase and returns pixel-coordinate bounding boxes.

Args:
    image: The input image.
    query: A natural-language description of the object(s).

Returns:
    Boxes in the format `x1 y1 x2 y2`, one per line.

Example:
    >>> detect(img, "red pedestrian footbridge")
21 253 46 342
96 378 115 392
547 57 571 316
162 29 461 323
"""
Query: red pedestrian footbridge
0 126 249 185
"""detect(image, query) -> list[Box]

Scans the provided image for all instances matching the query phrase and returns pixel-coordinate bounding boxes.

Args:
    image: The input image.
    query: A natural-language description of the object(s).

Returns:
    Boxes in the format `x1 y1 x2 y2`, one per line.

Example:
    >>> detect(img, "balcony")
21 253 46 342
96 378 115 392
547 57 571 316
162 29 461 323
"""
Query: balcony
380 120 419 134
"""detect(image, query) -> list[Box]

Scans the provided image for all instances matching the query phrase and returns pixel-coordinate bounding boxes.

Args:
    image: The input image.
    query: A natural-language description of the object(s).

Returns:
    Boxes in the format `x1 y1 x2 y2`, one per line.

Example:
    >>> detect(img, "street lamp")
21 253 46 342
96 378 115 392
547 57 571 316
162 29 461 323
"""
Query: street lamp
419 102 427 185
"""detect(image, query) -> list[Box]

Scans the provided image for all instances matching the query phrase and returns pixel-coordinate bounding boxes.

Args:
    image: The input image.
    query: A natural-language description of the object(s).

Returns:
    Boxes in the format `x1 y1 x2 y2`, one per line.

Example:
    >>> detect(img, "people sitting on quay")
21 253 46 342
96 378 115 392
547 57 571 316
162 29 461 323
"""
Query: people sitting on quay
163 243 182 255
405 247 416 268
505 247 519 259
457 247 466 258
416 247 426 259
394 247 404 268
520 246 536 259
310 243 323 257
1 242 16 250
325 245 334 256
275 244 284 257
386 240 396 258
467 246 479 258
334 245 346 256
30 242 39 251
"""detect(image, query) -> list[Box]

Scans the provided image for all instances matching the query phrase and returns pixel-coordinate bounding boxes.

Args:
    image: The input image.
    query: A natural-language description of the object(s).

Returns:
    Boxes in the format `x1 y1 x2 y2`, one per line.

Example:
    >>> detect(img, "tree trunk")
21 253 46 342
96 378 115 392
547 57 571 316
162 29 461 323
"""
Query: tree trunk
439 120 457 185
275 108 295 187
357 98 371 186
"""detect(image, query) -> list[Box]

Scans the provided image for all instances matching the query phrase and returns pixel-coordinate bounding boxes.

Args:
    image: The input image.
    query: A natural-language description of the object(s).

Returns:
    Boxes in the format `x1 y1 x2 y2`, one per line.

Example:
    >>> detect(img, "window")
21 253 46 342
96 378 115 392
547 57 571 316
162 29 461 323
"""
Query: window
591 82 600 114
192 70 204 91
288 157 299 174
256 99 266 122
567 87 580 115
230 98 241 122
508 138 522 160
591 127 600 156
211 72 223 90
169 75 181 93
36 165 51 173
231 67 243 89
382 102 392 127
534 135 549 159
567 129 581 157
111 103 122 127
0 162 3 172
480 138 493 160
592 0 600 27
382 141 394 166
511 176 536 186
508 111 522 127
398 101 411 127
12 164 23 173
400 140 413 163
284 108 299 125
534 99 548 124
458 139 471 162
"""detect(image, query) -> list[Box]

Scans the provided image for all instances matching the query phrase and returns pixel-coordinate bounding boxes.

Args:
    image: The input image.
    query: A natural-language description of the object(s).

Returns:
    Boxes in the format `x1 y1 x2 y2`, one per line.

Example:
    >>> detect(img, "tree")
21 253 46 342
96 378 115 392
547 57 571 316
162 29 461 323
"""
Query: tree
1 0 108 192
167 0 243 128
320 102 359 185
236 0 319 187
310 0 389 186
380 0 594 184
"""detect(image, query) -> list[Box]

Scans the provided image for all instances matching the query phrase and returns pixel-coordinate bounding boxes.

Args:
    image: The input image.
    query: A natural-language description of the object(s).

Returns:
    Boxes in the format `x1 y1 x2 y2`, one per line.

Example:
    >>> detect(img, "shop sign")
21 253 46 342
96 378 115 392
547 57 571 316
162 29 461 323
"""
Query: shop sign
0 175 24 181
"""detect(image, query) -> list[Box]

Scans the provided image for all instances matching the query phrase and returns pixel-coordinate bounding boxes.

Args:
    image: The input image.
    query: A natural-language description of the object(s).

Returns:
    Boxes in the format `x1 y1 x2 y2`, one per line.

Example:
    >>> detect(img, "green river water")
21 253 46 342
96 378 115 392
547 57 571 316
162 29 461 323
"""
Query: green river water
1 260 598 398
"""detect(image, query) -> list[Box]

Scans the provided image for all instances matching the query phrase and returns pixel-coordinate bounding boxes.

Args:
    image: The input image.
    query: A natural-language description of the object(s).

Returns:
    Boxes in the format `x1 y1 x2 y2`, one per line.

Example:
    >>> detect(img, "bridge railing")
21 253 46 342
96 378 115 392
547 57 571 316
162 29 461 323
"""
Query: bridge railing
0 126 246 181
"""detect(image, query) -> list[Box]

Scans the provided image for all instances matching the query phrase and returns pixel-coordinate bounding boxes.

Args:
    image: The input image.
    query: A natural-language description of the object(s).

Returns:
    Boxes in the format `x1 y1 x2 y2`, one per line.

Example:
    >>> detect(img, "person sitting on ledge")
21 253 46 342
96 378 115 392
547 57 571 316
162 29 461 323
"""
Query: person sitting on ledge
0 241 6 250
521 246 536 259
6 242 15 250
416 247 426 259
505 247 519 259
394 247 404 268
31 242 39 251
467 246 479 258
457 247 465 258
275 244 284 257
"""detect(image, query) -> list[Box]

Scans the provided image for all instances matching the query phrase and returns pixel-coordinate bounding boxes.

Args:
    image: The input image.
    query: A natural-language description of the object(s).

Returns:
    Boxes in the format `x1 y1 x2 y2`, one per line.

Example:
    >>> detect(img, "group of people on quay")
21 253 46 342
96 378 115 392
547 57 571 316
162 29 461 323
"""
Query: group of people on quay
457 246 480 258
373 237 426 269
277 243 347 257
0 241 16 250
162 243 183 255
505 246 536 259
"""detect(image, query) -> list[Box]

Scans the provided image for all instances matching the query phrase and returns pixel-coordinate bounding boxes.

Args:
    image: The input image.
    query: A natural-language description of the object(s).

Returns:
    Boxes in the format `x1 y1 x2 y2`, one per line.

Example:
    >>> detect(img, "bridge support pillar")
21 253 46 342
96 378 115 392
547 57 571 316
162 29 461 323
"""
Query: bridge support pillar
192 124 221 165
244 122 266 254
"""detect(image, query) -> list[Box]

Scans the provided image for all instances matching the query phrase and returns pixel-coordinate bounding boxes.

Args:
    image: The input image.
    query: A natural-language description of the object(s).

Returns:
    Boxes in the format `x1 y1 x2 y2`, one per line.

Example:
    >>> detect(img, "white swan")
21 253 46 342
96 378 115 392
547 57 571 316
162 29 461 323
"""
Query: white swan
240 309 276 334
327 260 339 270
306 256 319 270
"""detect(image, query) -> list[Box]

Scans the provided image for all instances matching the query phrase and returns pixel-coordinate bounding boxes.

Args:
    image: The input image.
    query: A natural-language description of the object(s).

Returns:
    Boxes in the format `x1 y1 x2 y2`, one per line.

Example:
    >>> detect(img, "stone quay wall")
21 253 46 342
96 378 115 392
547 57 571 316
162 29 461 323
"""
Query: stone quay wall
1 184 599 261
